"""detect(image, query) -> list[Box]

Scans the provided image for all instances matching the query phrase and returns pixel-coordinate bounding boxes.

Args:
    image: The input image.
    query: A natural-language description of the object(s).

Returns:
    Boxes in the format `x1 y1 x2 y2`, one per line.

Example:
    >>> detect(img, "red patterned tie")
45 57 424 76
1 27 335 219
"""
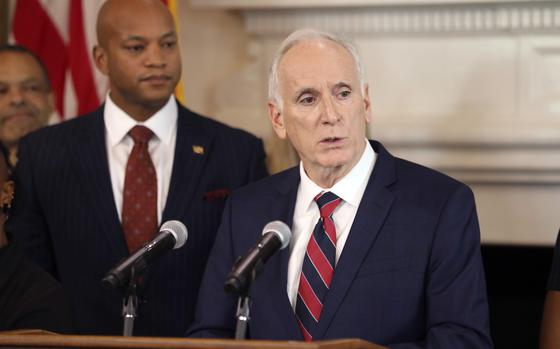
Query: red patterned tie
295 191 342 341
121 125 157 252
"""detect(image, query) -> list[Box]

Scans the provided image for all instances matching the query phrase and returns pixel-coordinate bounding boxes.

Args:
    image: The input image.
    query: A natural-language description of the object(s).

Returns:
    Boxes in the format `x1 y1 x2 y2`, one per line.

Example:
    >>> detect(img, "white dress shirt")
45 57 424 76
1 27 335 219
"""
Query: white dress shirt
104 94 178 224
287 140 376 309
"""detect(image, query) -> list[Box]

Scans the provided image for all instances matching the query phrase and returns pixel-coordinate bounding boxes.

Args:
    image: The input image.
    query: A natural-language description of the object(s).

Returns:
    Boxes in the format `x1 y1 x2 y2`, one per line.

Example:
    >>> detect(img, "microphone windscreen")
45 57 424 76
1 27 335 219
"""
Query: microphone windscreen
262 220 291 250
161 220 188 249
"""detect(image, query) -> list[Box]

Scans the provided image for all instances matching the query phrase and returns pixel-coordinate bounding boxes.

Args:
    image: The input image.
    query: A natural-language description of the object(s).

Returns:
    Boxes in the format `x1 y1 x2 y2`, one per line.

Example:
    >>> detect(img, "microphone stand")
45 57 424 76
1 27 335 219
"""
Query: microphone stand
234 293 251 339
226 222 291 339
122 266 139 336
232 262 261 340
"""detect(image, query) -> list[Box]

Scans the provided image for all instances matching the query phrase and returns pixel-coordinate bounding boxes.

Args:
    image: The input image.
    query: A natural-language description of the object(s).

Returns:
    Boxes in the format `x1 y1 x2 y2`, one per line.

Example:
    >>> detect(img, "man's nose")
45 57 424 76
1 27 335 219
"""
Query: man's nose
320 96 340 124
8 88 25 107
145 45 166 68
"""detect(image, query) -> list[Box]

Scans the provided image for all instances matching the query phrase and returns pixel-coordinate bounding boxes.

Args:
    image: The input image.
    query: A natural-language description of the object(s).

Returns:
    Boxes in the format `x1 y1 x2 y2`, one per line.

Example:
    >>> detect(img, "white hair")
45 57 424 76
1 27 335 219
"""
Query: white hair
267 28 367 108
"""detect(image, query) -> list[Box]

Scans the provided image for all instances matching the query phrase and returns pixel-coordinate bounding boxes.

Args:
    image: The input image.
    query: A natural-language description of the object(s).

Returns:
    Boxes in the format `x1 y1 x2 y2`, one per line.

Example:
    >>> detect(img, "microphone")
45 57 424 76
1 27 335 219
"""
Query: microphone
102 220 188 289
224 220 291 295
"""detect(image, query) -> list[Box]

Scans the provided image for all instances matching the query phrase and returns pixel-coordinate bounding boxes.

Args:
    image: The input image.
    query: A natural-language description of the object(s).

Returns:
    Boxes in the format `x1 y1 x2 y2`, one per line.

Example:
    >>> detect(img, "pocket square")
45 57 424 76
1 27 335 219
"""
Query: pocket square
203 189 230 201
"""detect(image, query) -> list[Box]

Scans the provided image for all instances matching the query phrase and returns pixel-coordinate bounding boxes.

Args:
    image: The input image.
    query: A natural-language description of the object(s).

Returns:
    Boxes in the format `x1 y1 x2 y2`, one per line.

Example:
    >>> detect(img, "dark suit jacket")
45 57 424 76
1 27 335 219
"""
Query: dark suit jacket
7 103 267 336
0 241 73 333
187 141 493 349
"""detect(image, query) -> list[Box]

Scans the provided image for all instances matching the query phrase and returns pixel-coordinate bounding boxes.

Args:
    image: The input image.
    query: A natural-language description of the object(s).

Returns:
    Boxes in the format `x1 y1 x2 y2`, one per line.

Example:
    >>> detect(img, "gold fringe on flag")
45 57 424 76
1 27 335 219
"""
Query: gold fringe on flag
166 0 186 105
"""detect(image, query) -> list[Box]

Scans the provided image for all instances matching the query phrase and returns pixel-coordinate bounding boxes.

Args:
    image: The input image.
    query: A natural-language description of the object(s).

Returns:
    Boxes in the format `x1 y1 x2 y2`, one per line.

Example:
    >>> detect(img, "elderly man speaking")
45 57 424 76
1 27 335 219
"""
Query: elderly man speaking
187 29 492 349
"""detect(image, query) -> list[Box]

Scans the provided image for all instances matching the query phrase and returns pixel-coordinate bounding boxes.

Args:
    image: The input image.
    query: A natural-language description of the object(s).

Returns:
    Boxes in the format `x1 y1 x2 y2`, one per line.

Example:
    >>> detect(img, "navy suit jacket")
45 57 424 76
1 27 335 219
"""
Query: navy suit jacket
7 103 267 336
187 141 492 348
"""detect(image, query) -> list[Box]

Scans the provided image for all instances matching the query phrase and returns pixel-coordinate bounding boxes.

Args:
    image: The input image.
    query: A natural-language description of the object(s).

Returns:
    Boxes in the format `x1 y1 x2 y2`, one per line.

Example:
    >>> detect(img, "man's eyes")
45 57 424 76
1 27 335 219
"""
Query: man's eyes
299 96 316 105
162 41 176 49
339 89 351 98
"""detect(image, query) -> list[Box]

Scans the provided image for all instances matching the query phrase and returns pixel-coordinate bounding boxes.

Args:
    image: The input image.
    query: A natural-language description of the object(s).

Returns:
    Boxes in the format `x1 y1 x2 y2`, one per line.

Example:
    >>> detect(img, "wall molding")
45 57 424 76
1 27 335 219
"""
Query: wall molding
191 0 554 10
239 2 560 35
384 142 560 184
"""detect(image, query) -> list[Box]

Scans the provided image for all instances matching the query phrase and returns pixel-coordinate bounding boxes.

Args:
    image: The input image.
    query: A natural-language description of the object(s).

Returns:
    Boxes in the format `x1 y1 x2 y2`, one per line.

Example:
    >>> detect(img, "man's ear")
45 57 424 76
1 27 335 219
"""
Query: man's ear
268 101 287 139
363 84 372 123
92 45 109 75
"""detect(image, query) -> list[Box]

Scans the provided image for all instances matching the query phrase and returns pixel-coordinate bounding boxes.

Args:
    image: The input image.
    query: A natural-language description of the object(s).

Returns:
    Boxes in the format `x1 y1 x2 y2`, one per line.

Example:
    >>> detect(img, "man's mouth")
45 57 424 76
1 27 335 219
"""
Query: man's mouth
321 137 343 143
141 75 171 84
3 111 34 122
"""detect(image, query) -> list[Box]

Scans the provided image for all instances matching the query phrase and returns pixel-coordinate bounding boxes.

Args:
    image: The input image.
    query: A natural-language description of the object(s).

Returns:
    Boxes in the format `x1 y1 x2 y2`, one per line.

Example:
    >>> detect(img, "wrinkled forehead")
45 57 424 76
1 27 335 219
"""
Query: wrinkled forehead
277 39 360 92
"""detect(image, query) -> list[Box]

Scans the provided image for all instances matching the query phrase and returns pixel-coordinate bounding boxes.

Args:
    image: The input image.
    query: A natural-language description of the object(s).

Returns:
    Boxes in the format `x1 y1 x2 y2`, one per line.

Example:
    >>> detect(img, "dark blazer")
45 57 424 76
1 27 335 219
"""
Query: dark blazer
7 103 267 336
0 241 73 333
187 141 493 349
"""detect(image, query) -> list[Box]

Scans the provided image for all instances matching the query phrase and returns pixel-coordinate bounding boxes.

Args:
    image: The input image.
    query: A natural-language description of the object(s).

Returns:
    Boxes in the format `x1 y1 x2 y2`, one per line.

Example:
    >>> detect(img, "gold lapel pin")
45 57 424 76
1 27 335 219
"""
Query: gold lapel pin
192 145 205 155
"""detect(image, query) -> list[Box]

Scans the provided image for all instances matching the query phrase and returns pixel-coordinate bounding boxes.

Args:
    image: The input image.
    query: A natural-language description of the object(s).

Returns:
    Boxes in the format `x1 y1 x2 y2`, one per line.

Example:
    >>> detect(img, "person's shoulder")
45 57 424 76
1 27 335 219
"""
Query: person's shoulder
1 242 63 303
232 166 298 199
3 242 74 333
396 156 463 189
374 140 471 197
178 105 261 143
22 108 102 146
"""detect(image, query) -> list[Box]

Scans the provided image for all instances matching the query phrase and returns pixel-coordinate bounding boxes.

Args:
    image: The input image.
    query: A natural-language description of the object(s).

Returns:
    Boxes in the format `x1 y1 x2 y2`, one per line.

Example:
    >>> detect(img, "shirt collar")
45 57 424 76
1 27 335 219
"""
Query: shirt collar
104 93 178 146
298 139 376 212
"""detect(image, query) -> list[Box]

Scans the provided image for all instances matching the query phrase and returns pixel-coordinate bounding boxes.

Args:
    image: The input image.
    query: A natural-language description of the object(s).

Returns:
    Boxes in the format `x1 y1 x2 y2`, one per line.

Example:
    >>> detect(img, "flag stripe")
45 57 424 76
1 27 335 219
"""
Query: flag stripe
69 0 100 116
12 0 68 116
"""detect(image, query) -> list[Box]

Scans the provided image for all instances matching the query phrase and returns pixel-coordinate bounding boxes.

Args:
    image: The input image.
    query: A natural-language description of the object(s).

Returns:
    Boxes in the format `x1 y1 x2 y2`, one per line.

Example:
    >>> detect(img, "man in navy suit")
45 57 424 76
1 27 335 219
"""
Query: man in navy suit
187 29 492 348
7 0 267 336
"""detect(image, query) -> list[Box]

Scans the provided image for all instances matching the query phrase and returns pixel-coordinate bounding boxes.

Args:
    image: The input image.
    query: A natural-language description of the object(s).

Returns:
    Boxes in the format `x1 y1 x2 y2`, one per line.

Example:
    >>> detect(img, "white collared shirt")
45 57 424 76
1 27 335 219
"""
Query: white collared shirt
287 140 376 309
104 94 178 224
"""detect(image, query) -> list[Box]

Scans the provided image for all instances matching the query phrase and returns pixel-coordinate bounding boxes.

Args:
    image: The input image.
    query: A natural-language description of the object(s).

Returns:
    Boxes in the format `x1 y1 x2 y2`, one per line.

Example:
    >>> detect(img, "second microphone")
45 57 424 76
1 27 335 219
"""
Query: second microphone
224 220 291 295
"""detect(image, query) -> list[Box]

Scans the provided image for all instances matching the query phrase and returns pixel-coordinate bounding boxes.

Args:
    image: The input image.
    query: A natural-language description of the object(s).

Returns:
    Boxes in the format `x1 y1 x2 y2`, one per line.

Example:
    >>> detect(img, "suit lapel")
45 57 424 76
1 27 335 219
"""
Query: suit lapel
315 142 397 339
67 110 127 257
162 106 212 221
258 168 303 339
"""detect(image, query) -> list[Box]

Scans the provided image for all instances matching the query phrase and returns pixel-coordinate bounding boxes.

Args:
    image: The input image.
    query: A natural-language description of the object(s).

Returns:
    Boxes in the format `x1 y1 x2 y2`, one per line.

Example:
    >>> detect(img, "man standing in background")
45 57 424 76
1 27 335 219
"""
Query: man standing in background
0 45 53 166
8 0 267 336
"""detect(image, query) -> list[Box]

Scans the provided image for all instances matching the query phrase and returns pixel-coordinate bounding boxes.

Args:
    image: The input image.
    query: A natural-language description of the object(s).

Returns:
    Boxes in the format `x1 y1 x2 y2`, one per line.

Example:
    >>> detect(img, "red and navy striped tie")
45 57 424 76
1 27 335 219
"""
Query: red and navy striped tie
295 191 342 341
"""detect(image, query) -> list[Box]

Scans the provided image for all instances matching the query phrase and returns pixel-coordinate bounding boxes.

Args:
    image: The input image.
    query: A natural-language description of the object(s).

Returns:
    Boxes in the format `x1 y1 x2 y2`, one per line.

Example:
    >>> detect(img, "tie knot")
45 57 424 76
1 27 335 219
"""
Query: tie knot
314 191 342 218
129 125 154 144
